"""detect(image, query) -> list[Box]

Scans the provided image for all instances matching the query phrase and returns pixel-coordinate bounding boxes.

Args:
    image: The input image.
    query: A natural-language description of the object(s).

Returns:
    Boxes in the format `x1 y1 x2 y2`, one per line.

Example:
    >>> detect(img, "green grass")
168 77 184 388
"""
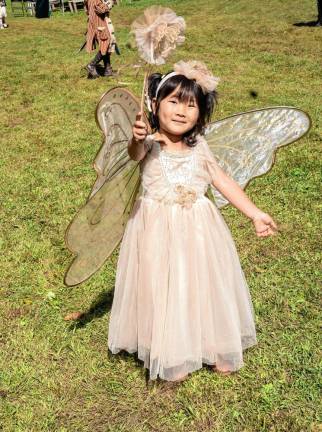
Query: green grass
0 0 321 431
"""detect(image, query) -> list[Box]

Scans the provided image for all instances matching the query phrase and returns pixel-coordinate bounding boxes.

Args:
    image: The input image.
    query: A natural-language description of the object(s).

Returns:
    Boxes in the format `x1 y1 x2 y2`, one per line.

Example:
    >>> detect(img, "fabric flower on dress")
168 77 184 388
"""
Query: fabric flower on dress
174 184 197 209
174 60 220 93
131 5 186 65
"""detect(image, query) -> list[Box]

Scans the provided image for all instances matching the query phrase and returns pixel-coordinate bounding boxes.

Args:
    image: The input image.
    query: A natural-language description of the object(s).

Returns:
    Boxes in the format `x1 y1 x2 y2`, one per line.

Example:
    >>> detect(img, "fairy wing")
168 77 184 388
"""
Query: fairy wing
64 87 144 287
205 107 311 208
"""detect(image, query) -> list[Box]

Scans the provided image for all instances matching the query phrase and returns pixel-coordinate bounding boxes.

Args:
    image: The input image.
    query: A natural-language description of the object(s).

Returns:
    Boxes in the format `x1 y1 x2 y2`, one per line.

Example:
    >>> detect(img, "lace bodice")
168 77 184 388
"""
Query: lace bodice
139 135 220 207
159 148 196 185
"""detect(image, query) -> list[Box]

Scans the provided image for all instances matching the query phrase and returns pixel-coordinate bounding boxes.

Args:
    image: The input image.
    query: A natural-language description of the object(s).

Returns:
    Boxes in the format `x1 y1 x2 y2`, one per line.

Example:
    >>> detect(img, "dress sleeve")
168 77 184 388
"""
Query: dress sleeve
143 135 154 153
199 136 221 185
127 135 153 161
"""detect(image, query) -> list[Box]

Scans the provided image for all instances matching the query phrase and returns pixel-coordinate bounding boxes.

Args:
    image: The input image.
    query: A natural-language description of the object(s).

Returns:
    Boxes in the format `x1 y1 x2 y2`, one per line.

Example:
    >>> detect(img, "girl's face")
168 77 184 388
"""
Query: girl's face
153 86 200 138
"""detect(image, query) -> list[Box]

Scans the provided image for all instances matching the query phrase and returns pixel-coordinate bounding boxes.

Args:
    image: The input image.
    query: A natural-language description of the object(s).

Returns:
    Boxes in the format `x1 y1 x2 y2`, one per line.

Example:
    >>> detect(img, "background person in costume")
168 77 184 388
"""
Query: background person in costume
0 0 8 28
84 0 117 79
107 62 278 382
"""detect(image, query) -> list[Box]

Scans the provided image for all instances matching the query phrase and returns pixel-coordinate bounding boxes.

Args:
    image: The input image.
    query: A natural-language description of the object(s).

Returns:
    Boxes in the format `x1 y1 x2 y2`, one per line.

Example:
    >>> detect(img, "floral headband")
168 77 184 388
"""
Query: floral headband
145 60 219 111
156 60 220 98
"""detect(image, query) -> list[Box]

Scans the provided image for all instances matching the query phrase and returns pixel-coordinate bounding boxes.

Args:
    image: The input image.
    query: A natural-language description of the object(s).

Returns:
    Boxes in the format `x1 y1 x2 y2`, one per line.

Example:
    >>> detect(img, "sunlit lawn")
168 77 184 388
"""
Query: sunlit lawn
0 0 321 430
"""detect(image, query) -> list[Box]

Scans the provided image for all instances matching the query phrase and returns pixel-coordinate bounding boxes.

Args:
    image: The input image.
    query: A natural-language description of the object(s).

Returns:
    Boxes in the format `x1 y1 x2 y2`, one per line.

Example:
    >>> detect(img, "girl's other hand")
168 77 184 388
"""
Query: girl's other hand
132 112 148 143
252 212 278 237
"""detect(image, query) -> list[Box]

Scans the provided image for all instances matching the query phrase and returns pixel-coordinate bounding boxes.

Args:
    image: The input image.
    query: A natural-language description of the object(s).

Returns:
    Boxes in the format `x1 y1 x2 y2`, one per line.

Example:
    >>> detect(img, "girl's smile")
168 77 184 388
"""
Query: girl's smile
153 87 200 140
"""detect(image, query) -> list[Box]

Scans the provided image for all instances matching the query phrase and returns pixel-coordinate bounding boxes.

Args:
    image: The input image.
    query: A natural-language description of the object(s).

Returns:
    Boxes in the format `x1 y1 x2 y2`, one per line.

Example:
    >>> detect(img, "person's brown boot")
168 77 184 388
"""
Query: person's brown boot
103 65 114 77
86 51 103 79
86 63 100 79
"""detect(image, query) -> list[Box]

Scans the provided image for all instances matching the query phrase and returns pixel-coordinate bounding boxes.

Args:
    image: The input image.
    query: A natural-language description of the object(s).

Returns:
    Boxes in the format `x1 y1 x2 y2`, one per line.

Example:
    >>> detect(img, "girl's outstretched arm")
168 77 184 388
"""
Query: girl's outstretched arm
128 112 148 161
212 166 278 237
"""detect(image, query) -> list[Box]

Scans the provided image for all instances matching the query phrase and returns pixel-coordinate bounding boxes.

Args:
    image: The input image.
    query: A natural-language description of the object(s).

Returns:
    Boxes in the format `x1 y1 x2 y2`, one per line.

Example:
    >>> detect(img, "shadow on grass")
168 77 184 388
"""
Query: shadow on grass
68 289 114 330
293 20 321 27
67 289 154 385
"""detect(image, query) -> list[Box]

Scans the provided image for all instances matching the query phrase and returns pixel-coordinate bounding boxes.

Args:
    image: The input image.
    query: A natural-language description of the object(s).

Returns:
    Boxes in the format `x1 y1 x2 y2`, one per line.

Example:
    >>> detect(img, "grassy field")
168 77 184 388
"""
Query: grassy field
0 0 321 430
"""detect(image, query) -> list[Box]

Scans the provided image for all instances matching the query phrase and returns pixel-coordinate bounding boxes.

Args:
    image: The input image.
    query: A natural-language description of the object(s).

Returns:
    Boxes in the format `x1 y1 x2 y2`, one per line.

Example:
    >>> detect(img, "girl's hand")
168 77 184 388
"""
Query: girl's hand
252 212 278 237
132 112 148 143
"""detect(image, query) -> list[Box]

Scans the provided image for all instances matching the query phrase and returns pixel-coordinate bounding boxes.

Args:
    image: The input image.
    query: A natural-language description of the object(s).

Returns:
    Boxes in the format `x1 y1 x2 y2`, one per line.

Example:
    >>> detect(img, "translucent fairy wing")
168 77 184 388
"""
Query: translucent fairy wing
64 88 143 287
90 88 141 198
205 107 311 208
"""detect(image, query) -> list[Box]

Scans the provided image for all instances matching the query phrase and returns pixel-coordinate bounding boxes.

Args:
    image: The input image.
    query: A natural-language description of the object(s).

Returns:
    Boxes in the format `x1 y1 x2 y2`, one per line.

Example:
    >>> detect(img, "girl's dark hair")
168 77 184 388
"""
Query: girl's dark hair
147 72 218 146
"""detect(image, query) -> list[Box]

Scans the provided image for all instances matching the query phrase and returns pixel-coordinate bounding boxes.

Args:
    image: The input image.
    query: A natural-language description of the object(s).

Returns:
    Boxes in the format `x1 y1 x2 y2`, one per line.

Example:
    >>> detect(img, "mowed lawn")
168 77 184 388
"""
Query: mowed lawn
0 0 321 431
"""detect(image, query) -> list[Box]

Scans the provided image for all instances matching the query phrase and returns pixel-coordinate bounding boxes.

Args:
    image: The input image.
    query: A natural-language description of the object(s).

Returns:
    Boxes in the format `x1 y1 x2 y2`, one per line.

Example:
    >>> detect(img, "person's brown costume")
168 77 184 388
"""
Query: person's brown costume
84 0 117 78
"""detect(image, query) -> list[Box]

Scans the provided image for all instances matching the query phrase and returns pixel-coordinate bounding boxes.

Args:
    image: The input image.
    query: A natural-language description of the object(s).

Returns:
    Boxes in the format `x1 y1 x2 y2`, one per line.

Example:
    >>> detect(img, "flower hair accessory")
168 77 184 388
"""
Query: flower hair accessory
149 60 220 110
173 60 220 93
152 60 220 108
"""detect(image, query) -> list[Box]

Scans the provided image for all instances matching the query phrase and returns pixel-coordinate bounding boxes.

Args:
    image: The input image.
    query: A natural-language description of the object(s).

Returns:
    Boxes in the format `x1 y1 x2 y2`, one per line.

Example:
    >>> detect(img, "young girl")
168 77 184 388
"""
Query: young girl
107 61 277 382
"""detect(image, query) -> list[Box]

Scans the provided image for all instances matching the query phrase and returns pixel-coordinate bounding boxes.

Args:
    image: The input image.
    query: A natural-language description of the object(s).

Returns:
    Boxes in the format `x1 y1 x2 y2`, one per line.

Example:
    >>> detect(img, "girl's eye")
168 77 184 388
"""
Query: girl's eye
169 99 177 104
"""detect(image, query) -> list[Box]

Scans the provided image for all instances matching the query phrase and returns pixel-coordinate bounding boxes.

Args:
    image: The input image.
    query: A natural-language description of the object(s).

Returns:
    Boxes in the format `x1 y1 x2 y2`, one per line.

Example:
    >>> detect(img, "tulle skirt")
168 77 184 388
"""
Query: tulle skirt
108 196 257 381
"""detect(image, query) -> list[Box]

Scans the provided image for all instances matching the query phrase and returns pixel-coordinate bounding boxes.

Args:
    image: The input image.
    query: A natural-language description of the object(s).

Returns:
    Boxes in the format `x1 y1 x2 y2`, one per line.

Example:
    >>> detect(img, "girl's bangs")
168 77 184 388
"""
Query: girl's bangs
159 75 199 103
173 82 198 103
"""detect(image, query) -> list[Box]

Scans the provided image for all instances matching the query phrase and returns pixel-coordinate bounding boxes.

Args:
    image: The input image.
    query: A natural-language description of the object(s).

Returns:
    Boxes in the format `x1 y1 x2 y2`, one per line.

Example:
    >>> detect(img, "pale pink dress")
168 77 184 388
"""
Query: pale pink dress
108 134 257 381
